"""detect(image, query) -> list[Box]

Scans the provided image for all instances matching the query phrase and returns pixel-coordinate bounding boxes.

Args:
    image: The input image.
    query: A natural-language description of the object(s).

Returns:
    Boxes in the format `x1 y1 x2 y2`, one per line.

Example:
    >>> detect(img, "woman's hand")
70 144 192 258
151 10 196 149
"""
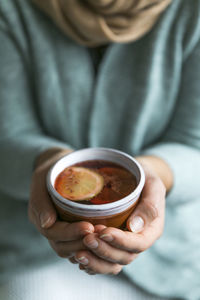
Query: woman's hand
28 148 94 259
74 160 167 275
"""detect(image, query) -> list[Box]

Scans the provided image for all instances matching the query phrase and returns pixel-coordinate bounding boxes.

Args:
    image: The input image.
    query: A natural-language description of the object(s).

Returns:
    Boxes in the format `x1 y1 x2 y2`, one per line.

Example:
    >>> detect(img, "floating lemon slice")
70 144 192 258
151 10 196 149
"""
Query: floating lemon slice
56 167 104 201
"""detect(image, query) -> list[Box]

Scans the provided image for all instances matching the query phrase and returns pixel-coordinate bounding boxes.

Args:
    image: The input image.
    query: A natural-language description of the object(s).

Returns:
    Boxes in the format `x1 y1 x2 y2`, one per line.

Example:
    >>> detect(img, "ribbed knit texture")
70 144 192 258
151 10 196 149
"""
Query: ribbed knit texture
0 0 200 299
0 260 168 300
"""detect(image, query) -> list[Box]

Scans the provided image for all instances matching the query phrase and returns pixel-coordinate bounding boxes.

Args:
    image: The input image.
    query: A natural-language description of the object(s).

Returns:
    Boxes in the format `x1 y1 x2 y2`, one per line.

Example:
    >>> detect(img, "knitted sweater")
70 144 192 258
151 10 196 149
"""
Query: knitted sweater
0 0 200 299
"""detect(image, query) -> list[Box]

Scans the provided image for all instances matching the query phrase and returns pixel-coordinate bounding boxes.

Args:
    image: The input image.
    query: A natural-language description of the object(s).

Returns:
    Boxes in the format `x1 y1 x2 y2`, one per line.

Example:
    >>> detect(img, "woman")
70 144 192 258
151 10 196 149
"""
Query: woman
0 0 200 299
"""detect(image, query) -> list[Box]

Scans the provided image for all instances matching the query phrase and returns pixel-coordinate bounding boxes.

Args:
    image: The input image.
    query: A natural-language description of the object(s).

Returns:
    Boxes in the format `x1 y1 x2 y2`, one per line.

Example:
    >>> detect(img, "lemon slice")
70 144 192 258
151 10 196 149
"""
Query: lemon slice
56 167 104 201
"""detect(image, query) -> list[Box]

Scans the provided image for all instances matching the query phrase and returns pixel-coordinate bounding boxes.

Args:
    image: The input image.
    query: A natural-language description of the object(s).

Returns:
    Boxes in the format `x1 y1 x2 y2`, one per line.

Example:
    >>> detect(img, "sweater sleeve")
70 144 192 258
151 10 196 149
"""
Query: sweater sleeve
141 38 200 205
0 28 72 201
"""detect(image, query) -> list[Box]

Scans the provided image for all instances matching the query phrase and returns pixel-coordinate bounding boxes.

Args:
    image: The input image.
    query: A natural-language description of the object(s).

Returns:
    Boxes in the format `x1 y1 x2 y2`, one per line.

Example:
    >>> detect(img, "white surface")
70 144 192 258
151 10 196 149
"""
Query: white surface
0 260 168 300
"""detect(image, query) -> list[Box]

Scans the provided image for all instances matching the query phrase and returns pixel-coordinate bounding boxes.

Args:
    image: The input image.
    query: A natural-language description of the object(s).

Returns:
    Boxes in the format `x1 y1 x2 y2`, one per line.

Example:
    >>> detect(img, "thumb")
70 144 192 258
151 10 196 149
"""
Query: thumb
127 205 145 234
29 148 73 230
38 196 57 229
127 175 165 233
29 169 57 230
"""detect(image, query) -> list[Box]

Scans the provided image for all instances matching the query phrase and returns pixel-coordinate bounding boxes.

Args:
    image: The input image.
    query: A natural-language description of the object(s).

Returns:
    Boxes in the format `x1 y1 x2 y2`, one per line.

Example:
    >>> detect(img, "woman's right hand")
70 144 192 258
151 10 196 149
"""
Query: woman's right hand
28 148 95 259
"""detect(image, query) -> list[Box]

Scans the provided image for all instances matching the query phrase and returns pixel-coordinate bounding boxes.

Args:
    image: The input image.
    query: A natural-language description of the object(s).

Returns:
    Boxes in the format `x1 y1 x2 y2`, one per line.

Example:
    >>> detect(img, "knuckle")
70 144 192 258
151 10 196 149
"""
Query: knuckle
79 222 92 231
143 200 159 220
146 175 166 195
146 175 157 186
148 202 159 219
99 248 110 260
76 221 93 234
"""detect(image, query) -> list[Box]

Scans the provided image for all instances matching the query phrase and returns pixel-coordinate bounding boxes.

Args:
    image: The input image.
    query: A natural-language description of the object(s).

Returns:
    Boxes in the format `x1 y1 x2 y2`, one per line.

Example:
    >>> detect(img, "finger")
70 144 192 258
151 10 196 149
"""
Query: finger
40 221 94 242
29 164 94 240
127 173 166 234
28 190 57 230
99 228 147 253
94 224 107 233
29 171 57 229
84 270 97 275
49 239 87 258
79 265 97 275
29 148 73 229
99 175 166 253
83 234 137 265
75 250 122 275
69 257 79 264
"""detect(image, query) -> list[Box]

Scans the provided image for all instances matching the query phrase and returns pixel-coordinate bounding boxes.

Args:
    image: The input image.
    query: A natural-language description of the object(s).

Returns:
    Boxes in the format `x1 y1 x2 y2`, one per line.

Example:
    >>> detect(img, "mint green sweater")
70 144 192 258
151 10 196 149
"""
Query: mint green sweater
0 0 200 299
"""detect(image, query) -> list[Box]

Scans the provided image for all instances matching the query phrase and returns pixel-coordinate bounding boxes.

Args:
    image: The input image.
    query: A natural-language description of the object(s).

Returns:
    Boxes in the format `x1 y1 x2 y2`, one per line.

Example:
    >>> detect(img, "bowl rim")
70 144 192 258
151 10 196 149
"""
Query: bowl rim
47 147 145 212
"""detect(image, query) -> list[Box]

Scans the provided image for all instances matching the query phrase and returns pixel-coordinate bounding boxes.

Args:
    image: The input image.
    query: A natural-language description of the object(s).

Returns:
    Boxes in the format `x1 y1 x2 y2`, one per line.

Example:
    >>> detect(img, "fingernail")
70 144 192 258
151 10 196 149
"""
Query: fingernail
40 212 52 228
100 234 113 242
130 216 144 233
86 239 98 249
76 257 89 265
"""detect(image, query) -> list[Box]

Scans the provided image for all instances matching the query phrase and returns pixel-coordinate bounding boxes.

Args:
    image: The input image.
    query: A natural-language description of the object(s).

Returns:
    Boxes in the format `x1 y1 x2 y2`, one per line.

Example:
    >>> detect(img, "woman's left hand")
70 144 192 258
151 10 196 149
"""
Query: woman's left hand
73 163 166 275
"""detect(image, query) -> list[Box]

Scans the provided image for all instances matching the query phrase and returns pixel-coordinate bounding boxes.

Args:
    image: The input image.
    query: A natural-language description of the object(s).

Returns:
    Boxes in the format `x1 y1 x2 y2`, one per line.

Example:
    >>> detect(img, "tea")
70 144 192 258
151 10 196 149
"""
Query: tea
55 160 137 205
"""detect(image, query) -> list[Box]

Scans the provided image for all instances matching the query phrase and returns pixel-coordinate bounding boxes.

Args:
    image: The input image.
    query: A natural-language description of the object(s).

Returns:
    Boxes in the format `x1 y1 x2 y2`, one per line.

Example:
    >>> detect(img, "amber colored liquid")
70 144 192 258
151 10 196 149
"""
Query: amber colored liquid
55 160 137 205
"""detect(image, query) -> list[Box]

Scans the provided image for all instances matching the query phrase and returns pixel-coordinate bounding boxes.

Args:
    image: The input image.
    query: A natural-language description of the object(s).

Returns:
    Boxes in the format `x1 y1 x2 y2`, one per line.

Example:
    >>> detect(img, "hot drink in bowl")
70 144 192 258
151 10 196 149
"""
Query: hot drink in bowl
47 148 145 228
55 160 137 205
